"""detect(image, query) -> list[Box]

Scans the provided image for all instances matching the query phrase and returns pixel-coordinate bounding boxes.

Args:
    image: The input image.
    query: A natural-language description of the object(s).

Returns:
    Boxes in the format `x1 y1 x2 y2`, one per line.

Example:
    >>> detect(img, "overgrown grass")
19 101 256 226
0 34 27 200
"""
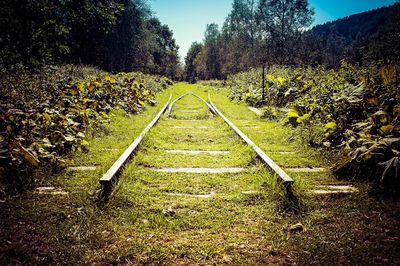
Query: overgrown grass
1 83 400 265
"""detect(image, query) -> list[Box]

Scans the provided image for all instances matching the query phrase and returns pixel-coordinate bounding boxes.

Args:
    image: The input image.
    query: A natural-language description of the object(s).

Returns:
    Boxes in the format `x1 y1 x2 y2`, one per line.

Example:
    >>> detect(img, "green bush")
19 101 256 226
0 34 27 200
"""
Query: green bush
0 64 172 193
227 62 400 192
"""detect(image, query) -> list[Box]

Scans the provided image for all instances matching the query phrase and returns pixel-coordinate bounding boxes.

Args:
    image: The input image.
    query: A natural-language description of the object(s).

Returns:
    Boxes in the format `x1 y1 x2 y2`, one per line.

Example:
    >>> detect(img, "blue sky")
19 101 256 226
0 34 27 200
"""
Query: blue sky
149 0 397 60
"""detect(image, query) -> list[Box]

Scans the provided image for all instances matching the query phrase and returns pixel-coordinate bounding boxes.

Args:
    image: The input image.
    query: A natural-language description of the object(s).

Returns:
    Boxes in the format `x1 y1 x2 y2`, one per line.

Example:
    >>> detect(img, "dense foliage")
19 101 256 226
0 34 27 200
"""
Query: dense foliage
226 62 400 193
310 4 400 67
0 65 172 193
184 0 314 80
184 42 203 83
0 0 181 79
184 0 400 80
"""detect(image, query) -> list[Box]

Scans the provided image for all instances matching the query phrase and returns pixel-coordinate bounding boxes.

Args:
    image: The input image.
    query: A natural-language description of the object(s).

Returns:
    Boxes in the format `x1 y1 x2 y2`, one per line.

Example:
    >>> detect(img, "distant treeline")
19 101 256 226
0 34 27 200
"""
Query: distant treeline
0 0 181 79
185 0 400 82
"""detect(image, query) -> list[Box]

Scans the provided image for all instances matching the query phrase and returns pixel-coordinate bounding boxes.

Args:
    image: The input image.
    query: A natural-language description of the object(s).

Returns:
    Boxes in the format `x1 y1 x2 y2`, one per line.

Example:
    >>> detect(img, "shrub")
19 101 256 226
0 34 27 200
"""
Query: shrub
0 64 172 193
226 62 400 193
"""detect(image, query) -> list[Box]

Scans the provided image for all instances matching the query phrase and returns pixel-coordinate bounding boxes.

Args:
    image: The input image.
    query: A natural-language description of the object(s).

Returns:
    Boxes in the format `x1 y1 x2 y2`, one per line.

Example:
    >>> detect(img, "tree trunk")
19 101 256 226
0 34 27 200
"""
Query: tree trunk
262 62 266 102
250 0 256 66
280 12 285 65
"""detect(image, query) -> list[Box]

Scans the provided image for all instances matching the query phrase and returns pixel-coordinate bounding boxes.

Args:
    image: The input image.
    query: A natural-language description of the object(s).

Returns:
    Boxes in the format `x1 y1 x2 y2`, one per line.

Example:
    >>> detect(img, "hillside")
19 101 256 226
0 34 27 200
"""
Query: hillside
310 4 400 67
312 6 393 41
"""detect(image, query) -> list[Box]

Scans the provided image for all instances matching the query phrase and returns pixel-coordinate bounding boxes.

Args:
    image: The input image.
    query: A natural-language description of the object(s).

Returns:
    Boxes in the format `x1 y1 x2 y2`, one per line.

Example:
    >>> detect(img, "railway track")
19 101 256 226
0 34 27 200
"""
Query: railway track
99 90 294 201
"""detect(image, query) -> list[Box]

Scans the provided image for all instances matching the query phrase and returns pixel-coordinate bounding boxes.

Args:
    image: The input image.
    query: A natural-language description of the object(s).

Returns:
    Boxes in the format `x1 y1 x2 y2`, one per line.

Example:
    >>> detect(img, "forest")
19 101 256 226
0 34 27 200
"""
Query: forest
185 0 400 80
0 0 182 78
1 0 400 265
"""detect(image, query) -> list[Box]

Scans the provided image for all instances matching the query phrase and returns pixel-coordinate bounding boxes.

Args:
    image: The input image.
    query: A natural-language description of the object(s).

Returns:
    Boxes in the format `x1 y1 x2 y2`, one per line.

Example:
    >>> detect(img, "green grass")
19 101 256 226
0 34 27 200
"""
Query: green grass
1 83 400 265
171 94 211 120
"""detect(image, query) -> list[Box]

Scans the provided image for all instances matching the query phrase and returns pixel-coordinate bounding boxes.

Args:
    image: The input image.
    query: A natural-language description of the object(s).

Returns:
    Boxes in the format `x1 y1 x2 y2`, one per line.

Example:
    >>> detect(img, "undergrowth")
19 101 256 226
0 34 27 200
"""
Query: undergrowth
0 64 172 194
224 62 400 194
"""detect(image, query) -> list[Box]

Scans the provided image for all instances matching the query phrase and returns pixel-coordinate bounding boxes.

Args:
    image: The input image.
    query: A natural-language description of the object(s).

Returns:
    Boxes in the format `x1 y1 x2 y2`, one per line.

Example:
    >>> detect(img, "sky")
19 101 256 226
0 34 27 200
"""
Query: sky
149 0 397 61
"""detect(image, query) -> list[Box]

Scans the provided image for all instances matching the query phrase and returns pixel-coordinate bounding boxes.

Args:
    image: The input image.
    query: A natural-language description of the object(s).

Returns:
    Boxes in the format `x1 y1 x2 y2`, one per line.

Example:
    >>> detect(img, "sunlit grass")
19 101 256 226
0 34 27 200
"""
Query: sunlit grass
2 83 399 265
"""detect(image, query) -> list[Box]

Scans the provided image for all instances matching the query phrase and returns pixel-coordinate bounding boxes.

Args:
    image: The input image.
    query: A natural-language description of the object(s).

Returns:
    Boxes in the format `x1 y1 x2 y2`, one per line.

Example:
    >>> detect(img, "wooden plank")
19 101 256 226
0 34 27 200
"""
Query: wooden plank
67 166 97 171
208 94 294 186
164 192 215 198
285 167 326 173
36 187 68 195
99 95 172 187
181 110 199 113
171 126 214 129
152 167 245 173
269 151 297 154
165 150 230 155
248 107 263 116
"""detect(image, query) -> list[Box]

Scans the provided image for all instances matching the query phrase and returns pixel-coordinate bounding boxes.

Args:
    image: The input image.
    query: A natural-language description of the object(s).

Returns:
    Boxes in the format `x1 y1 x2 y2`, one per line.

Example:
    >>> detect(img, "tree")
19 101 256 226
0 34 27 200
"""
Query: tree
363 2 400 65
104 0 150 72
0 0 122 65
304 4 396 67
197 23 222 80
257 0 314 65
0 0 181 77
143 18 180 78
184 42 202 82
256 0 313 101
67 0 123 67
221 0 260 72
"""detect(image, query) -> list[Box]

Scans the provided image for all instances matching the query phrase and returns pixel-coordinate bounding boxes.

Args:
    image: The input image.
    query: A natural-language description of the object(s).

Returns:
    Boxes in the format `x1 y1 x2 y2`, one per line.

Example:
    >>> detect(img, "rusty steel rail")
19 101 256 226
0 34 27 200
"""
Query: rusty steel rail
190 92 217 116
168 92 216 117
168 92 190 117
99 94 172 199
208 94 294 188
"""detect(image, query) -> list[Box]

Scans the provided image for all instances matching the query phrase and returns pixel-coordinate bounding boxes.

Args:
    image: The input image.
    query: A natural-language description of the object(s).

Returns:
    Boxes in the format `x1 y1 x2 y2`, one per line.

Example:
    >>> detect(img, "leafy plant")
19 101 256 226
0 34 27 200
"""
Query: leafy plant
0 64 172 193
226 61 400 193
